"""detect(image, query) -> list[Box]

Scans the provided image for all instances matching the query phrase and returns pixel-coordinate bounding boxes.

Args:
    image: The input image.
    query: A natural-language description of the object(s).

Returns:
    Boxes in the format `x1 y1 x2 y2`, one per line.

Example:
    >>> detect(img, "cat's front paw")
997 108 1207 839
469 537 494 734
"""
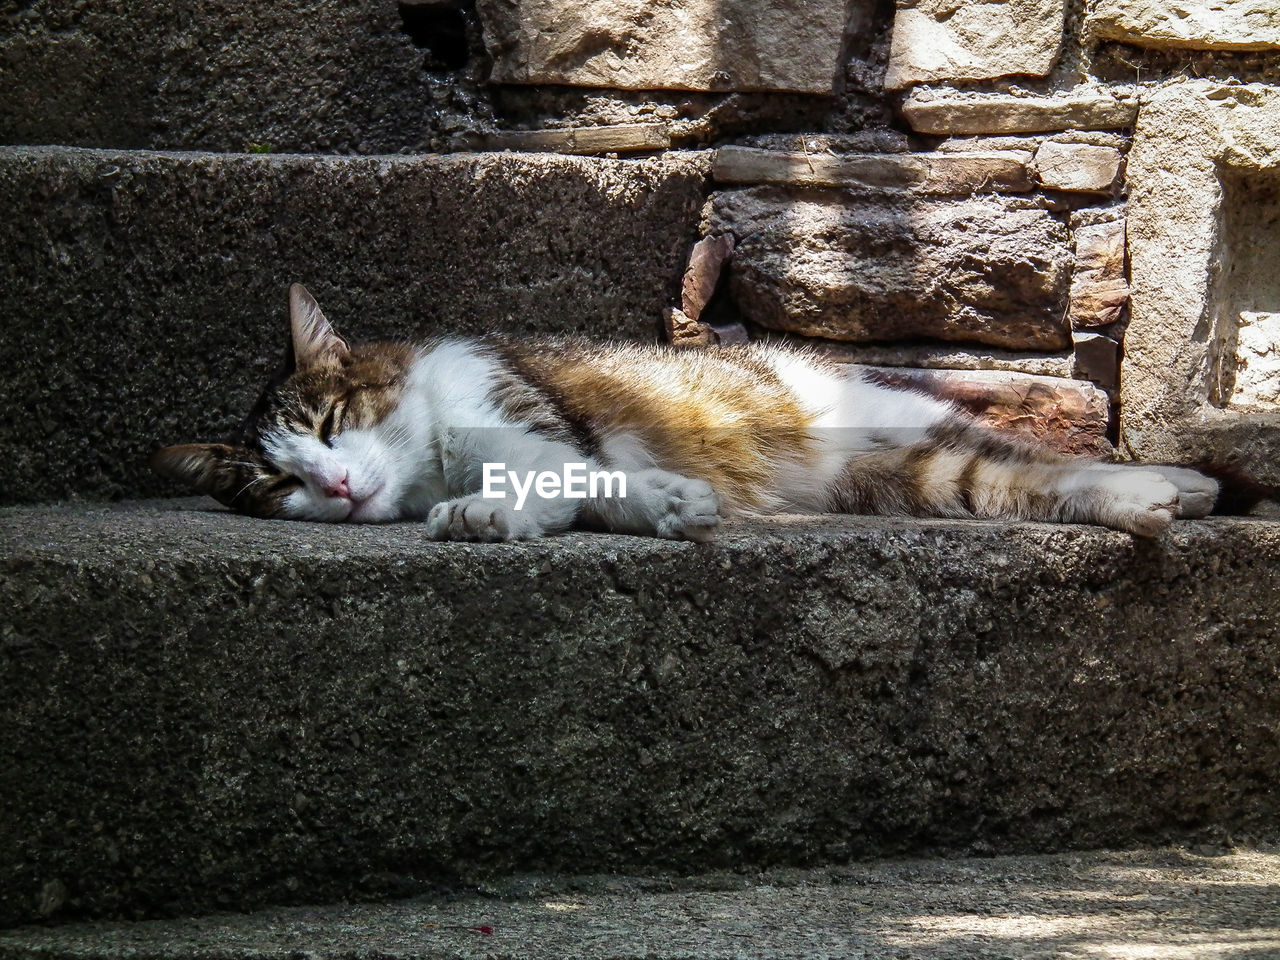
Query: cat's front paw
1096 470 1180 537
641 471 721 542
426 496 539 542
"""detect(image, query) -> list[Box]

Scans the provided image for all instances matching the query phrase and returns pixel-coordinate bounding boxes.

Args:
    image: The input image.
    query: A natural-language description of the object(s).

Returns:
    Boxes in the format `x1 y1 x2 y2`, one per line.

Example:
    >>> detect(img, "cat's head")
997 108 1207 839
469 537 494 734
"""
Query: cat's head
151 284 415 522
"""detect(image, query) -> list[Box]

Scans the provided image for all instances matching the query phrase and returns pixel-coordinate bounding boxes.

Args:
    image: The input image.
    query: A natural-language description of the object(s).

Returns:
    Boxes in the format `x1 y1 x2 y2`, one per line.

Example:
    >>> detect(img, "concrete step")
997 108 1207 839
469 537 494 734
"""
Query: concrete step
2 848 1278 959
0 146 708 505
3 500 1279 926
0 0 483 155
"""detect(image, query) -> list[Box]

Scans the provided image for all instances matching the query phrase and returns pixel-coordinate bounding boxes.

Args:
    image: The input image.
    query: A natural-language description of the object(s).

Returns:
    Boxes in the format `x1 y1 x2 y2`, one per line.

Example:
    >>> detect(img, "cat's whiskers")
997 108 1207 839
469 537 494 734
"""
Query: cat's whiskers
230 473 270 503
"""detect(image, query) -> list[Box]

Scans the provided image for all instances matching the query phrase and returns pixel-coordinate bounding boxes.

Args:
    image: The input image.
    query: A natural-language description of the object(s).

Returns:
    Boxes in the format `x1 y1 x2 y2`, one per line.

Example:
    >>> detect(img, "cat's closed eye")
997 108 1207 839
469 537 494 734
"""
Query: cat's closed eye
268 473 303 493
318 401 345 446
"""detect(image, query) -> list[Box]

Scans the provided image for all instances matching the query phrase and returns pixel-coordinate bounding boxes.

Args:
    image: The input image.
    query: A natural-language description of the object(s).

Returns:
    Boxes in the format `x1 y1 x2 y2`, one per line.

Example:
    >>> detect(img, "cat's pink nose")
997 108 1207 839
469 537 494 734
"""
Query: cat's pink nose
323 473 350 499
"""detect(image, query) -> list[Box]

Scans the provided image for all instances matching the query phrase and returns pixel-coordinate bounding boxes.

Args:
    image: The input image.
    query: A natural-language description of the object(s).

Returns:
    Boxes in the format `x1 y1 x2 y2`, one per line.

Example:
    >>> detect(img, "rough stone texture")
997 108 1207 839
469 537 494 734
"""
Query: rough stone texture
1073 332 1121 392
1033 141 1123 193
706 321 751 345
711 146 1033 193
1069 204 1128 229
0 147 710 505
476 0 857 93
1229 312 1280 409
936 133 1132 154
1070 220 1130 329
453 124 672 154
2 849 1279 959
663 307 717 347
681 235 734 321
709 188 1071 349
861 368 1112 455
884 0 1065 90
902 87 1139 135
1089 0 1280 52
936 136 1043 154
736 131 915 155
3 502 1280 926
813 343 1075 378
0 0 486 154
1122 81 1280 481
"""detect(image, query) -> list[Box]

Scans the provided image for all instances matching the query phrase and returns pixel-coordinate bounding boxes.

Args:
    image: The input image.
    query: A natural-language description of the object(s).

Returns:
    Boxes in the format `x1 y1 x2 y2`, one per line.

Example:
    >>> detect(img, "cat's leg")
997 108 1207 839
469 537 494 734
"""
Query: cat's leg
826 418 1219 536
424 428 587 542
579 467 721 542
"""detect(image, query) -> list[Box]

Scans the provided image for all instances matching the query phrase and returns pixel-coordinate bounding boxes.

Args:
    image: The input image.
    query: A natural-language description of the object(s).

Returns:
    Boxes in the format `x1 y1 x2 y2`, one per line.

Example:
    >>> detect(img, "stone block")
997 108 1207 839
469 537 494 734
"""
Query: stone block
453 124 672 154
1089 0 1280 51
737 131 914 155
1034 141 1123 193
1122 81 1280 482
0 147 710 504
6 851 1280 954
476 0 857 93
935 136 1042 155
0 0 470 154
710 189 1071 350
3 502 1279 923
885 0 1065 90
664 307 717 347
1070 220 1129 329
681 234 734 321
813 342 1074 378
1073 332 1121 392
902 87 1138 135
863 368 1112 456
1230 312 1280 409
711 146 1033 194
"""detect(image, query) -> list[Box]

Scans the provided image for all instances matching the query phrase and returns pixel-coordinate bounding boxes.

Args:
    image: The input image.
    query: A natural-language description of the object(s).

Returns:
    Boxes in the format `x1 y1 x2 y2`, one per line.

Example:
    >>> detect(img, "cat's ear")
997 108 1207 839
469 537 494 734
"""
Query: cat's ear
289 283 349 371
149 443 254 505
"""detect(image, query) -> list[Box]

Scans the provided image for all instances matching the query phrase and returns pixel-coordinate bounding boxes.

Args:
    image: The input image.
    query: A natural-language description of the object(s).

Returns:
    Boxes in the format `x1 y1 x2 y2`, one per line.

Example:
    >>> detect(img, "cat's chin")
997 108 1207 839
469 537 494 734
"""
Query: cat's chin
345 493 400 524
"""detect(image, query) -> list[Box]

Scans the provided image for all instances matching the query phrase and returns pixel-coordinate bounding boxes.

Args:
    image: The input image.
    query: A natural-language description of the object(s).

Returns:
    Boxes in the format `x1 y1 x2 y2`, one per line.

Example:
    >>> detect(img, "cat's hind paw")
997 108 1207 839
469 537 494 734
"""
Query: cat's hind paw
1147 465 1220 519
426 496 538 542
1094 470 1181 537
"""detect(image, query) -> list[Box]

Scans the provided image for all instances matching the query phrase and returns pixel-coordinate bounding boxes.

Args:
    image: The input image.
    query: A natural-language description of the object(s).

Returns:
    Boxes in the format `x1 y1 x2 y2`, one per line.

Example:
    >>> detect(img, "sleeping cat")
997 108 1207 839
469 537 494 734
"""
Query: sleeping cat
151 283 1224 542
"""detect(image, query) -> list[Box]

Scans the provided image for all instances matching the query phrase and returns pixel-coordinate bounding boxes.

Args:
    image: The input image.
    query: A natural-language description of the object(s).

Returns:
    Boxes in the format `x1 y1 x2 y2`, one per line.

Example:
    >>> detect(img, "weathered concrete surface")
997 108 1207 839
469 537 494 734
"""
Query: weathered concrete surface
476 0 859 93
1122 82 1280 482
0 147 709 505
0 0 483 154
709 189 1071 349
1089 0 1280 52
885 0 1064 90
2 502 1280 926
3 849 1279 959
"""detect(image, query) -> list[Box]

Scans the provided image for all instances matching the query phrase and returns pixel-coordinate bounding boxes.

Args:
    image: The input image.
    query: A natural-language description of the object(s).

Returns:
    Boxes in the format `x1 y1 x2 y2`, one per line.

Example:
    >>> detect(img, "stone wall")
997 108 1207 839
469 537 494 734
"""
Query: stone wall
5 0 1280 471
456 0 1279 468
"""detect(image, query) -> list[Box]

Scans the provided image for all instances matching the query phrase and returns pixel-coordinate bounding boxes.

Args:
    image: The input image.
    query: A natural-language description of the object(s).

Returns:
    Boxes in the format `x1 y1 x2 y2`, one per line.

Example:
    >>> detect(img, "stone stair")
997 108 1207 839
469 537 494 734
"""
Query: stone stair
3 849 1279 960
3 499 1280 933
5 0 1280 954
0 146 707 503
